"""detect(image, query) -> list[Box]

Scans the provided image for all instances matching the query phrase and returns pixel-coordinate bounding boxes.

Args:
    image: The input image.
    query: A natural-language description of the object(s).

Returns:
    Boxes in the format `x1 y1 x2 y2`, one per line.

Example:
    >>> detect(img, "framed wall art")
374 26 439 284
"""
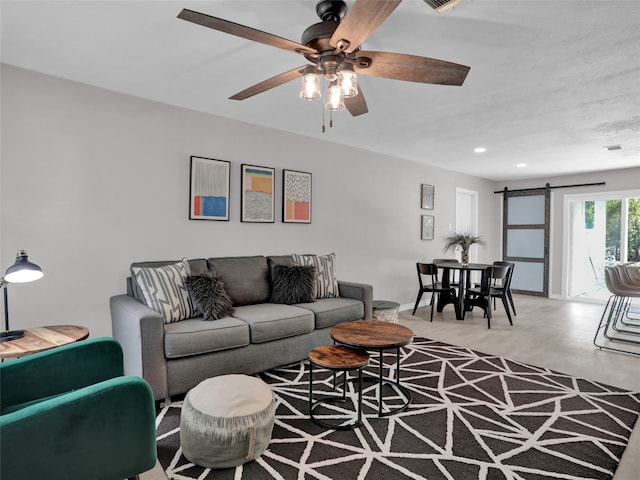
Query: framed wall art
283 169 312 223
421 184 434 210
241 164 275 223
189 156 230 221
421 215 434 240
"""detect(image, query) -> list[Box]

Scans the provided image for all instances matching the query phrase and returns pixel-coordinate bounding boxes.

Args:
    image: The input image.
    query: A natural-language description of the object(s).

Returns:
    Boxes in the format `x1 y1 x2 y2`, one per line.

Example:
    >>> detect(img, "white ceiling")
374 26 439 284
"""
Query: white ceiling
2 0 639 181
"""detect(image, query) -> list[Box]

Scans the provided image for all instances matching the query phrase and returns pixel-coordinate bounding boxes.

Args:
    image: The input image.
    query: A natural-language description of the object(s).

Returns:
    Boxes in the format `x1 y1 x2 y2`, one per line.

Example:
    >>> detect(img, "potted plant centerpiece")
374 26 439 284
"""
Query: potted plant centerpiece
442 231 486 265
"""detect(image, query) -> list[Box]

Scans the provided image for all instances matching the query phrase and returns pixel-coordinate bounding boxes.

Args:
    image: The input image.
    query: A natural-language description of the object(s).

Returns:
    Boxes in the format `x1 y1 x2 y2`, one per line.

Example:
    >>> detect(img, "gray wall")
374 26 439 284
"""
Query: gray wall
1 65 500 337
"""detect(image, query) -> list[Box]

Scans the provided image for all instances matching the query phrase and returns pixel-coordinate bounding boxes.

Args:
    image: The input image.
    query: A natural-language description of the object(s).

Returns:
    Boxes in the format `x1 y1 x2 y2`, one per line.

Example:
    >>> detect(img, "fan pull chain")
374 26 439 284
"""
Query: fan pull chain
321 76 326 132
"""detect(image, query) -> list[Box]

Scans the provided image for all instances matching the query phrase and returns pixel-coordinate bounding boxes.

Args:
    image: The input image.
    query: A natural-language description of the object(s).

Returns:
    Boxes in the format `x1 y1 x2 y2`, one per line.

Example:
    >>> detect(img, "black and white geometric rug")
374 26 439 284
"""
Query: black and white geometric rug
156 338 640 480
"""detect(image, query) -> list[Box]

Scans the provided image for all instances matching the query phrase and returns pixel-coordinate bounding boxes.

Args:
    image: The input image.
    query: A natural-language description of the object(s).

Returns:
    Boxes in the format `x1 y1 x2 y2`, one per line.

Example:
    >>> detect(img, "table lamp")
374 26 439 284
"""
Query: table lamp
1 250 44 342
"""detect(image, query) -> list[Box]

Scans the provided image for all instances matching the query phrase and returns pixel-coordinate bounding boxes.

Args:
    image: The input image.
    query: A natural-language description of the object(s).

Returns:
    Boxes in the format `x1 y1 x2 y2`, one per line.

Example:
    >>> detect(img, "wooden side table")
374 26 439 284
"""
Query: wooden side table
0 325 89 359
308 345 370 430
331 320 413 417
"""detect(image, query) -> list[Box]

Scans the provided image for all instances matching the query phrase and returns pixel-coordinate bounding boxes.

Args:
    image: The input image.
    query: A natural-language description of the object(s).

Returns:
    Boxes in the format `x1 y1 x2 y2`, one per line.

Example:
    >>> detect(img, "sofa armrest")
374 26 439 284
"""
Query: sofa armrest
0 376 157 480
110 294 167 401
338 280 373 320
0 338 123 409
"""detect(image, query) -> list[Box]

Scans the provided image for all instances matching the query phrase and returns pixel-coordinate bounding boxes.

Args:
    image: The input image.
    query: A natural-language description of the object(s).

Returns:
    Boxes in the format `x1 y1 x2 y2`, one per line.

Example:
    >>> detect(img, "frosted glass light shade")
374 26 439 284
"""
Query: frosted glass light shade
299 72 321 100
338 70 358 98
324 84 344 111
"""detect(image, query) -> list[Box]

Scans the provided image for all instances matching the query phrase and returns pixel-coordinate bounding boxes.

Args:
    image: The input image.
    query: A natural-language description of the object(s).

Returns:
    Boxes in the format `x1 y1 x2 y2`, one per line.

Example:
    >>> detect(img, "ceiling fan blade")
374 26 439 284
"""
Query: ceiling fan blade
330 0 402 53
345 89 369 116
229 66 308 100
178 9 316 56
356 51 470 86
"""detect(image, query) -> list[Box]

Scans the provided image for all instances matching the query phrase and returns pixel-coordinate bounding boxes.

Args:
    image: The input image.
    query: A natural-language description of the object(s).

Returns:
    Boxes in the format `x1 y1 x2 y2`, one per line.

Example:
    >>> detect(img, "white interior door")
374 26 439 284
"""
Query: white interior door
456 188 478 262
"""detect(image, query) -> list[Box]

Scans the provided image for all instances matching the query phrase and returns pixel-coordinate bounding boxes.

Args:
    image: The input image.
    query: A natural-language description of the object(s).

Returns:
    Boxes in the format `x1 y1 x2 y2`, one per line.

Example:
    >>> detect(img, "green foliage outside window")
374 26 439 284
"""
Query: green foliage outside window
629 198 640 261
605 198 640 262
584 201 594 229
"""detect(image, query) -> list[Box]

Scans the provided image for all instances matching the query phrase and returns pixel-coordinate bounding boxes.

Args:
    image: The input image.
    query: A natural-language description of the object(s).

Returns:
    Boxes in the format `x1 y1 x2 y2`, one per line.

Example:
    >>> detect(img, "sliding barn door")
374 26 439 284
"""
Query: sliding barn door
502 187 550 296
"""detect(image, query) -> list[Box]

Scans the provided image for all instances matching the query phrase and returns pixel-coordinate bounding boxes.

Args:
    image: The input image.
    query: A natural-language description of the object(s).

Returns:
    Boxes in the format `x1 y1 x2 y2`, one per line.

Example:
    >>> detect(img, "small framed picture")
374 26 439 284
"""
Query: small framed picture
241 164 275 223
421 184 434 210
421 215 434 240
189 156 230 221
283 170 312 223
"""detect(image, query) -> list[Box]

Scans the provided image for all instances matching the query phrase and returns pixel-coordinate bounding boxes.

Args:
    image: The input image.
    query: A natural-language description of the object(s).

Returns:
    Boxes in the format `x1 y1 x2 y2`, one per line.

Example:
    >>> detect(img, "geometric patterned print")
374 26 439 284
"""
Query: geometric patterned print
283 170 311 223
156 338 640 480
131 258 196 324
284 171 311 202
292 253 339 299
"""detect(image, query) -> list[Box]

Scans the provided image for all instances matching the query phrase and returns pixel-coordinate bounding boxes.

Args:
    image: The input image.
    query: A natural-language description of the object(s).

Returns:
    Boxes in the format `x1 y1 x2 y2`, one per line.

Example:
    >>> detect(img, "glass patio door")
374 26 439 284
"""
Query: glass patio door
567 191 640 301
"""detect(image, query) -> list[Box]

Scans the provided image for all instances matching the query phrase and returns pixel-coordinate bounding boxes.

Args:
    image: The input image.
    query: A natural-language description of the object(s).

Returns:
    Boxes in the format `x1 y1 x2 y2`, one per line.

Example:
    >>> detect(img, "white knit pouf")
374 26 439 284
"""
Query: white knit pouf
180 374 276 469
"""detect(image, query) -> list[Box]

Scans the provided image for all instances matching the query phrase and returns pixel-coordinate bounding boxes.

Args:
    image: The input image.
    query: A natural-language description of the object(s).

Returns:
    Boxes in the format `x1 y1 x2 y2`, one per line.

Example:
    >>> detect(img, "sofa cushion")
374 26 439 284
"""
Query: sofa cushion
185 272 235 320
292 253 339 299
208 256 270 306
296 297 365 329
130 258 196 323
164 317 250 359
266 255 294 270
270 265 316 305
231 304 314 343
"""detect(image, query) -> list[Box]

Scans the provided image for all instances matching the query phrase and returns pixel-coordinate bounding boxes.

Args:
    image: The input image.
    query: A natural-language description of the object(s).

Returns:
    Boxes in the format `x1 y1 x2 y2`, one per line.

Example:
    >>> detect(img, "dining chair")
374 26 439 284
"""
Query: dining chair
466 265 512 329
412 263 456 321
432 258 459 287
492 261 517 316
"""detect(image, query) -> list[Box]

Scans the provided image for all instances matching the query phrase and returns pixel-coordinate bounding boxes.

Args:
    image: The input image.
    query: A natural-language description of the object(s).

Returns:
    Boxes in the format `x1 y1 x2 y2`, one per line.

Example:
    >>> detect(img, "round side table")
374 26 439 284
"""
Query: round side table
0 325 89 360
308 344 369 430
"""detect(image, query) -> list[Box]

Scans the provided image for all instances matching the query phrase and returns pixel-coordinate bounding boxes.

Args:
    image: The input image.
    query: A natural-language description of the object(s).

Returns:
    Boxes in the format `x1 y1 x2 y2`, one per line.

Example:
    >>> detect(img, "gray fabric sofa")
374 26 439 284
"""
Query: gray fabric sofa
110 255 373 401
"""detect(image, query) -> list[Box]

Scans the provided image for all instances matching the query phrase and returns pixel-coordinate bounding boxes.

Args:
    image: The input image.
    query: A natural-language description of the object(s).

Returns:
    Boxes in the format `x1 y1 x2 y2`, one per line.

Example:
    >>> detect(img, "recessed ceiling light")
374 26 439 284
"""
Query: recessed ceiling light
517 163 527 168
474 147 486 153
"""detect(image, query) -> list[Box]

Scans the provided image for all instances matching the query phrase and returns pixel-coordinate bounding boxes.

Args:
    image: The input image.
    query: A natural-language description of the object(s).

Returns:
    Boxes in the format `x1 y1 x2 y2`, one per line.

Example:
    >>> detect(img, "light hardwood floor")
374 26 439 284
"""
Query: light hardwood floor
142 295 640 480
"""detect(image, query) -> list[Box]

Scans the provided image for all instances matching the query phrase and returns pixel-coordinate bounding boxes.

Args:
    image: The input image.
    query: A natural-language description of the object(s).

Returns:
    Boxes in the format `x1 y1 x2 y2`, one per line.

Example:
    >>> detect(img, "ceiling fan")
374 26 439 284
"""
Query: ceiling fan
177 0 470 118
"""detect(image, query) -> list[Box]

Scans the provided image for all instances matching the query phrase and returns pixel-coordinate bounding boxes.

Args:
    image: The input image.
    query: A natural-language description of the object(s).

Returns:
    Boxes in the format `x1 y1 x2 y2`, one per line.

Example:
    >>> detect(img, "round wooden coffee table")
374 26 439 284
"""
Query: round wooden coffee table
0 325 89 359
331 320 414 417
308 344 370 430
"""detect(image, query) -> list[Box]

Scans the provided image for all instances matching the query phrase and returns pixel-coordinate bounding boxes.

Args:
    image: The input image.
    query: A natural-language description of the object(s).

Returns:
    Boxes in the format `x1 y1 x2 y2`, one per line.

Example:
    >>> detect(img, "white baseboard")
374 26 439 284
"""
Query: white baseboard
399 300 430 312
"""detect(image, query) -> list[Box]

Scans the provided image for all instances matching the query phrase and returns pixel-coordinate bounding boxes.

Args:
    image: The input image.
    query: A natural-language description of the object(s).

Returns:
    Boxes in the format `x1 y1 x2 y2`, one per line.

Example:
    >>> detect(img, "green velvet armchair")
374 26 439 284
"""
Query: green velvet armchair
0 337 157 480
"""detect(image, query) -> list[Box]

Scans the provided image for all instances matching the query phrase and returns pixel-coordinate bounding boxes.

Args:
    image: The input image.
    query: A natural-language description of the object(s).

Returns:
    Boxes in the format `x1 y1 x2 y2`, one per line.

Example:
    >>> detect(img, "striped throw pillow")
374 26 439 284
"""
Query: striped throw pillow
292 253 339 299
131 258 196 323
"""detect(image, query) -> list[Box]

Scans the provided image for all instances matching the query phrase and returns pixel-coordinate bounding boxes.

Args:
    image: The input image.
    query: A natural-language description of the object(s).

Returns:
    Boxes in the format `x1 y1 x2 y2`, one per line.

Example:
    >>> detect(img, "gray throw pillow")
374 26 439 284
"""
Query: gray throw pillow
271 265 316 305
185 272 235 321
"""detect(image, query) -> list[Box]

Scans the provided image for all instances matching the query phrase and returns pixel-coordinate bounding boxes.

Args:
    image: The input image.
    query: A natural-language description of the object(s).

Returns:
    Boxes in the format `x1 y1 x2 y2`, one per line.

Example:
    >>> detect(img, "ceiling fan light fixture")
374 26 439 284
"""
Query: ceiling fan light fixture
299 69 321 100
337 67 358 98
325 84 345 111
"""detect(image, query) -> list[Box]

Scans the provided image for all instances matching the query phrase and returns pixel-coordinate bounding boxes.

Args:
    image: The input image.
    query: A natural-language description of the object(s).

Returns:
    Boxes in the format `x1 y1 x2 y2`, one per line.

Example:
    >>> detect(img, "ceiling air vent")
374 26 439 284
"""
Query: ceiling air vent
423 0 463 14
603 144 623 151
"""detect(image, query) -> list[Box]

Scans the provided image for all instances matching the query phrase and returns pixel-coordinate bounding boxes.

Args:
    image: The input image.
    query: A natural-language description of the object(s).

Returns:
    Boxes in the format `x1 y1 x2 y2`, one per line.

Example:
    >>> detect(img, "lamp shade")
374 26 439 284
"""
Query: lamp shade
4 250 43 283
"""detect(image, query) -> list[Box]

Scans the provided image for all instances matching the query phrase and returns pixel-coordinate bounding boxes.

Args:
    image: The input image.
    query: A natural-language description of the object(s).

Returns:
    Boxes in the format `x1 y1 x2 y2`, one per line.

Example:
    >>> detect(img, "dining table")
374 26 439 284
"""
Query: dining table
433 262 494 320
